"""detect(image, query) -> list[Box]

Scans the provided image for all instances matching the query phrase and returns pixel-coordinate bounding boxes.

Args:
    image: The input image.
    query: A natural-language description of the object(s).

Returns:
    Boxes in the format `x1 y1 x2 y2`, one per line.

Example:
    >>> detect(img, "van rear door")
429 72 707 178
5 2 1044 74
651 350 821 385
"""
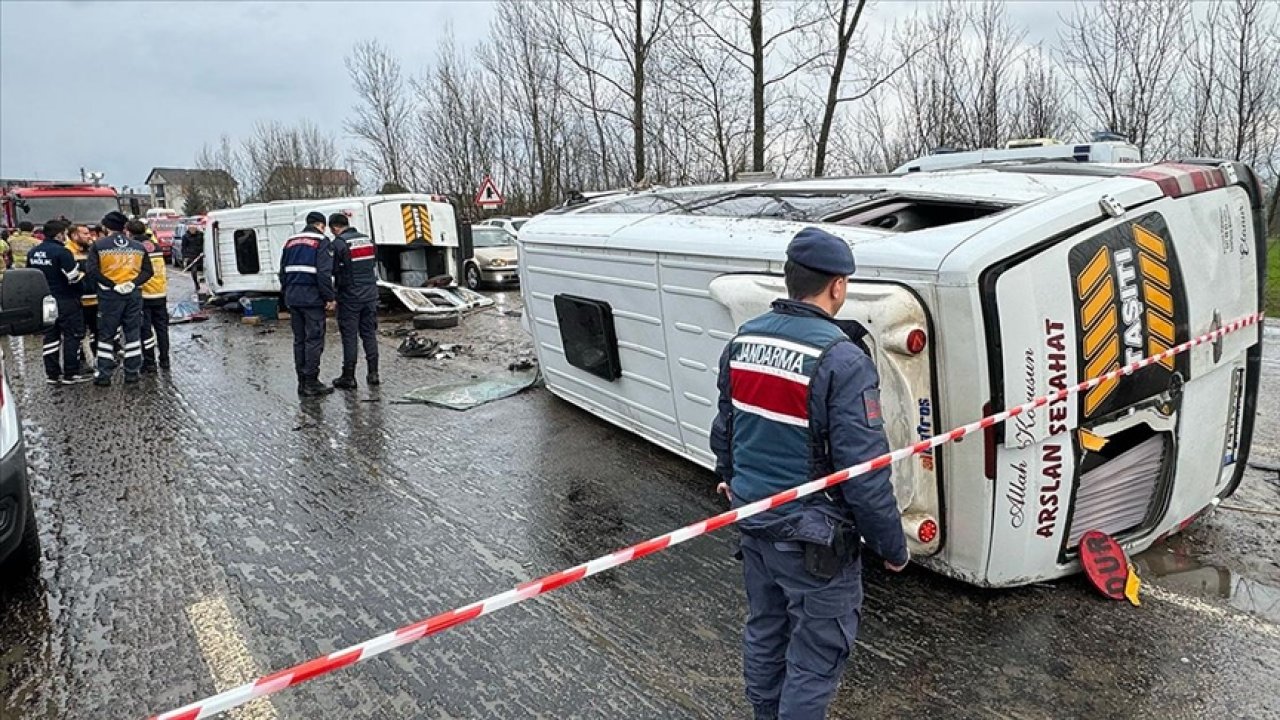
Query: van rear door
984 176 1261 583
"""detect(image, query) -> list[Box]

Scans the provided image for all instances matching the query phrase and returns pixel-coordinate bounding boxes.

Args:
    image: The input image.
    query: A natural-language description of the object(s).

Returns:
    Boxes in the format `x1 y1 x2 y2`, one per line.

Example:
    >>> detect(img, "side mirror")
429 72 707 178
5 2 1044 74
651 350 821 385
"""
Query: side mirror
0 269 56 336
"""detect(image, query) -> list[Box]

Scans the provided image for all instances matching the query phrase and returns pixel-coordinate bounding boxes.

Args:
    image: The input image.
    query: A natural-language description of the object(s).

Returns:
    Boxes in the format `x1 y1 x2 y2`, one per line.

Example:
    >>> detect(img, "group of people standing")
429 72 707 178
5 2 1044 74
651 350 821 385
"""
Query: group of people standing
23 211 169 386
279 211 380 397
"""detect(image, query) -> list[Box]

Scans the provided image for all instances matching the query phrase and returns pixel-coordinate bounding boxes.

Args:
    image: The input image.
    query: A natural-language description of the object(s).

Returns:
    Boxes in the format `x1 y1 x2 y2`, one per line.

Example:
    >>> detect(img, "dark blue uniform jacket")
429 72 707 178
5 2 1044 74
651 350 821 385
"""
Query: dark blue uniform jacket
711 299 908 566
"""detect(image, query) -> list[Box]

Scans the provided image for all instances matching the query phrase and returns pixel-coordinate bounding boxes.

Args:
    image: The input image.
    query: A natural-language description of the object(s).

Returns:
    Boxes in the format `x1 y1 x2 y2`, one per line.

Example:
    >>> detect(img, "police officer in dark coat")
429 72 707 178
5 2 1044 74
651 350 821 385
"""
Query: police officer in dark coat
328 213 380 389
27 221 91 384
279 211 336 397
180 225 205 292
711 227 909 720
85 211 153 386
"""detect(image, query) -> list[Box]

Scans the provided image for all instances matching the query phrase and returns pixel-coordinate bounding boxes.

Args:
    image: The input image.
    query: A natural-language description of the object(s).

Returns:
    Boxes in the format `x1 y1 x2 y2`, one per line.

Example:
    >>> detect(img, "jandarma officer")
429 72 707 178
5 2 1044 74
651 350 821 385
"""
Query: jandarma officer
710 227 909 720
279 211 337 397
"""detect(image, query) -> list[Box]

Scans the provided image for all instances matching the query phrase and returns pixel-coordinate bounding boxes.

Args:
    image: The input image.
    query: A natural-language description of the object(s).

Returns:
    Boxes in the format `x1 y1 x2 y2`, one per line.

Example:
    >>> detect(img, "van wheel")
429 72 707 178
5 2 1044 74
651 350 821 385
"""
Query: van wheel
464 264 482 290
413 313 460 330
0 495 40 578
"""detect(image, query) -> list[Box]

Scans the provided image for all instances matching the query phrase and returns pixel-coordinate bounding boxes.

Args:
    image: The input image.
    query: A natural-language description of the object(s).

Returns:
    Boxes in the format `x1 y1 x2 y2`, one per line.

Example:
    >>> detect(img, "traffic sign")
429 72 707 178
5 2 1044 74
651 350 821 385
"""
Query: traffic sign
475 175 504 208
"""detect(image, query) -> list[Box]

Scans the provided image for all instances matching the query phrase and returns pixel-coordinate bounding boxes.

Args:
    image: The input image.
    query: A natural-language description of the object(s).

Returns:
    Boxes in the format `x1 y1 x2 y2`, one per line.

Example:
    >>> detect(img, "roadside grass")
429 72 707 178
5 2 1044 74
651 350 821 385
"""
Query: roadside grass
1269 238 1279 318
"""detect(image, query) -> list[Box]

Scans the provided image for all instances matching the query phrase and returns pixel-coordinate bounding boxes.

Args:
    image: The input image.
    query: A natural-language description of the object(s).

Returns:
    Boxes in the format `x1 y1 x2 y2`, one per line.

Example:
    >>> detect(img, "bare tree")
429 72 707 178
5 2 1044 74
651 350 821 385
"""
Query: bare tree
551 0 672 184
1009 45 1074 141
1059 0 1189 156
345 39 414 189
688 0 827 172
240 120 350 201
193 136 245 210
665 6 753 181
811 0 867 176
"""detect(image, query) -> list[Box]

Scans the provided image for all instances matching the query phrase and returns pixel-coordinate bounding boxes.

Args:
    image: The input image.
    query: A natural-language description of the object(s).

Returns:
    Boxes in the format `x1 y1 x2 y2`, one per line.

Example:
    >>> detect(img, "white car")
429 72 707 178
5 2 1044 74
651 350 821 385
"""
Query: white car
1 269 57 579
477 216 531 236
519 158 1267 587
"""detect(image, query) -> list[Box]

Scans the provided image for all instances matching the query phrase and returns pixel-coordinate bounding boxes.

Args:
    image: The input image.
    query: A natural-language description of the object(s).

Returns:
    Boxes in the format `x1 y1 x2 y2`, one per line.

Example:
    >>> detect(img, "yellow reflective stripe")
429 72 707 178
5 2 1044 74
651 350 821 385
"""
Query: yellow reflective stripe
1138 253 1171 289
1081 280 1115 331
1145 283 1174 315
1083 309 1118 358
1132 225 1166 260
1076 246 1110 298
1147 311 1175 344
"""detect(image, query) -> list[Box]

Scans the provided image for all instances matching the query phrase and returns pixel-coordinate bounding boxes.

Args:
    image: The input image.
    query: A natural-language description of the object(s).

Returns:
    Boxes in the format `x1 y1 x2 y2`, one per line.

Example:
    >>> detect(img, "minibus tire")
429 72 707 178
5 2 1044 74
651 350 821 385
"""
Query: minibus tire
413 313 460 330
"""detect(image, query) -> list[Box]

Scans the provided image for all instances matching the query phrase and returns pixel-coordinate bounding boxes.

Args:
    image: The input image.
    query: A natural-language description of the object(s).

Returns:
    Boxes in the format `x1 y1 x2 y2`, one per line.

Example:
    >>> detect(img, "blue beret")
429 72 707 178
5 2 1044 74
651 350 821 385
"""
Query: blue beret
786 227 855 276
305 211 327 225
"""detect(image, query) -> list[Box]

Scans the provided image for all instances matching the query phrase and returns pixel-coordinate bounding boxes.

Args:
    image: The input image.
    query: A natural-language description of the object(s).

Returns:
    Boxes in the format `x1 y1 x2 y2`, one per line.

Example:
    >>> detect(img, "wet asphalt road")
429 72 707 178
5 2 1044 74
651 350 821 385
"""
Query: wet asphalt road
1 293 1278 720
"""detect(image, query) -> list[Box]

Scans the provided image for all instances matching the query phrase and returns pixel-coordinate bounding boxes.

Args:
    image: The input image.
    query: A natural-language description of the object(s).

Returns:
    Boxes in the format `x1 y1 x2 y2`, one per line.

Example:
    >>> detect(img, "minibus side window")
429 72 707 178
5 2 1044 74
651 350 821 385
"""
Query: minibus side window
234 228 260 274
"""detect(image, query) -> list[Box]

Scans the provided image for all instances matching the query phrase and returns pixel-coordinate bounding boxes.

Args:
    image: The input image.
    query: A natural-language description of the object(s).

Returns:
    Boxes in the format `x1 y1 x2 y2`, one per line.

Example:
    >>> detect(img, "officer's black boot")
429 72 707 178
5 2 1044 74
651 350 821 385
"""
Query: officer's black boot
300 374 334 397
366 358 380 386
332 364 357 390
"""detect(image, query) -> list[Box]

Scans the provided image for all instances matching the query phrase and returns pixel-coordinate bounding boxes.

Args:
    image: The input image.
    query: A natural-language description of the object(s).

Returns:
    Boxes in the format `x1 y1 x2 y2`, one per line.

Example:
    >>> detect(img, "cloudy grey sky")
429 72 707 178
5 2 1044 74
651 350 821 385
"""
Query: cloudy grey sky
0 1 495 189
0 0 1070 191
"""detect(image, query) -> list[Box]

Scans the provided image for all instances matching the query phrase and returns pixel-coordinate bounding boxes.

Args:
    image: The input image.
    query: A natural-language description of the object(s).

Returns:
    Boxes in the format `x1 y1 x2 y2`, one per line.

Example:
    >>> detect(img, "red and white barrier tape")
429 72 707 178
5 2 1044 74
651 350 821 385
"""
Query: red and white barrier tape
152 311 1264 720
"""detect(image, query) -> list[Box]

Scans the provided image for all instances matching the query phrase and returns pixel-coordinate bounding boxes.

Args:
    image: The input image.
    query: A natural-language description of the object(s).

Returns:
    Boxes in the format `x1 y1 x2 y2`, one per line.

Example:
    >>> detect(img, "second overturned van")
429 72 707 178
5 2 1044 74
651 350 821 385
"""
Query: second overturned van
517 159 1267 587
204 194 492 315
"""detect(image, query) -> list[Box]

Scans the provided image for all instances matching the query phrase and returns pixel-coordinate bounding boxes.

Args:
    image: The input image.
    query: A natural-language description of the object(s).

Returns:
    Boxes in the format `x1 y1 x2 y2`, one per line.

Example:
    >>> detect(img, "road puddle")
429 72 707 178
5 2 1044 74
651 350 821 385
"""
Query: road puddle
1134 535 1280 623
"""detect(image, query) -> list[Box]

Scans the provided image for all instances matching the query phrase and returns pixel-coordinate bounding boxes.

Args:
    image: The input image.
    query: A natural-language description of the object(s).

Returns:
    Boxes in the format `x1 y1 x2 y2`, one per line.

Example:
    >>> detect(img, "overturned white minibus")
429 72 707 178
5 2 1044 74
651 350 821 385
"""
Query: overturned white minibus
518 160 1267 586
204 194 492 314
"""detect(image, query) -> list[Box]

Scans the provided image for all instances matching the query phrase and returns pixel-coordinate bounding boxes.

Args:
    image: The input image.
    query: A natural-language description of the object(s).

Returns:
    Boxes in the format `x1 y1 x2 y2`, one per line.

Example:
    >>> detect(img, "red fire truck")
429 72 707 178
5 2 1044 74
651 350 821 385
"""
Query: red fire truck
1 183 121 231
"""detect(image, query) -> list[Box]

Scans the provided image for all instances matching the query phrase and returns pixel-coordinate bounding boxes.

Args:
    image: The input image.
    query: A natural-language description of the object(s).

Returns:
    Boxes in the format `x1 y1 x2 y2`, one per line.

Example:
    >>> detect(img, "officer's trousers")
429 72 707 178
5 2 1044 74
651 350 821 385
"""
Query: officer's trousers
42 296 85 379
96 291 143 379
289 305 327 378
141 299 170 368
739 533 862 720
337 299 378 368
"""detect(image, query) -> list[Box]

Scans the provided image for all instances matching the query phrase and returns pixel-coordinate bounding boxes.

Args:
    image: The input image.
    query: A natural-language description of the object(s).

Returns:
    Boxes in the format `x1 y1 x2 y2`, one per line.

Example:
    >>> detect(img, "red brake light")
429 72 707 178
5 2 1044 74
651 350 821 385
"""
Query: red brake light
906 329 927 355
917 518 938 544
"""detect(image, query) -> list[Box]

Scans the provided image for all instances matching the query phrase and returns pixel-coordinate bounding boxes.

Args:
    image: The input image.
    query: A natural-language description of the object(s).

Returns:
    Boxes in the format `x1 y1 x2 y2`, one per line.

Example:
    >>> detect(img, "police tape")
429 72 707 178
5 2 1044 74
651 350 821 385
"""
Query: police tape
151 311 1265 720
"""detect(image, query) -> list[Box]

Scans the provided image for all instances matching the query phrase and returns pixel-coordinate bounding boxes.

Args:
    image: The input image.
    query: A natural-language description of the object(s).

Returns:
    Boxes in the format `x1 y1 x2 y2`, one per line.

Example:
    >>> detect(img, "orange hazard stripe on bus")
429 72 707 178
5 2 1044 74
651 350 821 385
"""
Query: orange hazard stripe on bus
401 206 416 238
1084 374 1120 416
1132 224 1166 260
1085 337 1120 382
1148 311 1175 344
1138 253 1171 289
1081 280 1115 331
1076 246 1110 298
1149 337 1175 370
1145 283 1174 316
1083 309 1118 358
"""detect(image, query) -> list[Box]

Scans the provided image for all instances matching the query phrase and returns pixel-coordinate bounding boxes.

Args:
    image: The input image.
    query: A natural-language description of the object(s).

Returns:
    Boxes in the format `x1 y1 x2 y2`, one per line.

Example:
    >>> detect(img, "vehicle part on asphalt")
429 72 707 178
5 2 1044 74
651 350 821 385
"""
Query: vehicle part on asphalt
149 312 1263 720
397 334 439 358
399 368 540 410
413 313 460 330
382 281 493 315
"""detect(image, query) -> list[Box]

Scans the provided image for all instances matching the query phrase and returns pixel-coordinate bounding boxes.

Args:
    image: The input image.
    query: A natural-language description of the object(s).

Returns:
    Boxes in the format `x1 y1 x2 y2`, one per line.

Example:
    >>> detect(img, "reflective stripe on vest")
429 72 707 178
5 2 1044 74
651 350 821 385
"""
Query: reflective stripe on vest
142 249 167 299
280 232 326 286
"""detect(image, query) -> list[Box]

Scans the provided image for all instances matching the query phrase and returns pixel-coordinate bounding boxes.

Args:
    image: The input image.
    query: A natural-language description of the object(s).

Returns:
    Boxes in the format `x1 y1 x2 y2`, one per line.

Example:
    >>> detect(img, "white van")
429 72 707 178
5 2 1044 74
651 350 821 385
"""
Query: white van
1 269 58 579
518 160 1267 587
204 194 492 314
893 139 1141 174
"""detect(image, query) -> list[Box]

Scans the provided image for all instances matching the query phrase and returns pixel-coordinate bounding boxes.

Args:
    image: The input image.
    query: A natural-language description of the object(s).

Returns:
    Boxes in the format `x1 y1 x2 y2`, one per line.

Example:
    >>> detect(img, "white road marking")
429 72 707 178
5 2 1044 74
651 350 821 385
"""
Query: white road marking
186 595 280 720
1145 584 1280 641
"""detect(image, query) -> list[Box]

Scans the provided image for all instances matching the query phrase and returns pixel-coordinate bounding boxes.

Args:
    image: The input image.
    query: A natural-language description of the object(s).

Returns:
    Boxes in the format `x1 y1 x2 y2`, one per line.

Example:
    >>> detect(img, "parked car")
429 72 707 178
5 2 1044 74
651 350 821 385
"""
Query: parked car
478 216 530 236
464 226 519 290
0 269 57 579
